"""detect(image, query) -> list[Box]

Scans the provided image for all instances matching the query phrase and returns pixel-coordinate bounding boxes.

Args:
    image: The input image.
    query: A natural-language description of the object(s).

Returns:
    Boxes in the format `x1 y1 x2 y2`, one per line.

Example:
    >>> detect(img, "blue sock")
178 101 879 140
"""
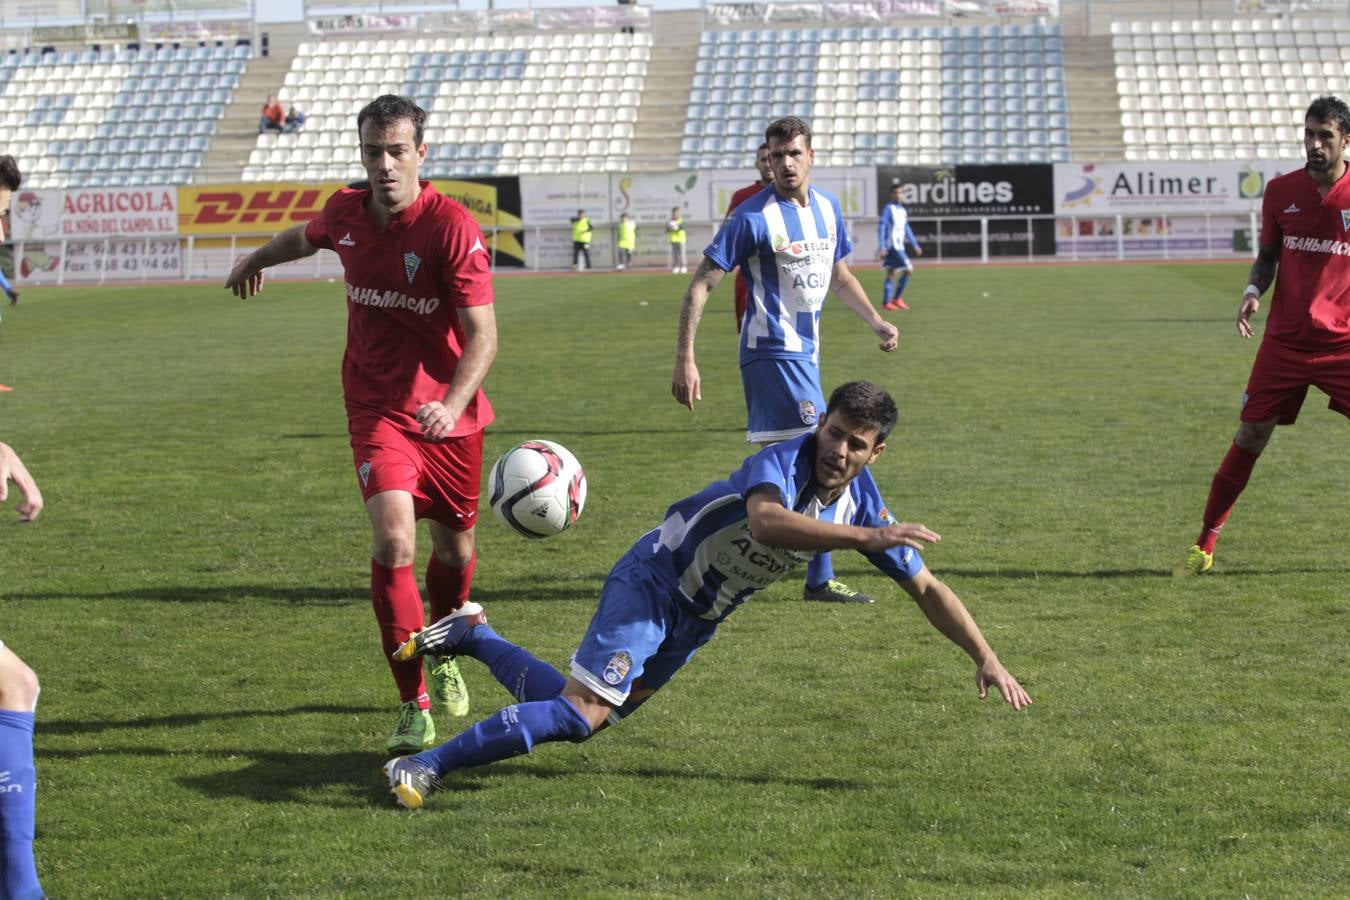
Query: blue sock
0 710 42 900
895 272 910 298
807 551 835 590
881 277 894 304
413 696 592 777
460 623 566 702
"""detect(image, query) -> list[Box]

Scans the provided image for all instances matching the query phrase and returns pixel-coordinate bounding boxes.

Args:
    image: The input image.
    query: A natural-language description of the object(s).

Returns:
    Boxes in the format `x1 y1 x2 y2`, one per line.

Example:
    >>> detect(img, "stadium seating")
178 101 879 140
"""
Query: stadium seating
681 22 1068 169
1110 16 1350 160
2 44 248 188
245 32 651 181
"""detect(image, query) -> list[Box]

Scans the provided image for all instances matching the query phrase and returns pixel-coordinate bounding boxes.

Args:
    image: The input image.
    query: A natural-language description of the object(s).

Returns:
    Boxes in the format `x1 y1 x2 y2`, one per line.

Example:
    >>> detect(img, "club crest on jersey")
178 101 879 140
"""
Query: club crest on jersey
602 651 632 685
338 232 356 246
358 460 372 487
1341 210 1350 232
403 251 421 285
772 233 789 252
799 399 817 425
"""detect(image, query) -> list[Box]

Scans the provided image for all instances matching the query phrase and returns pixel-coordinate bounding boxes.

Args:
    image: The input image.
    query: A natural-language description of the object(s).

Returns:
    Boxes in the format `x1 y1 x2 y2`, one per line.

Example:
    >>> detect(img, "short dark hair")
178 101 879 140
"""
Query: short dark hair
1306 96 1350 136
757 141 769 152
0 155 21 191
825 381 898 443
765 116 812 149
357 94 426 146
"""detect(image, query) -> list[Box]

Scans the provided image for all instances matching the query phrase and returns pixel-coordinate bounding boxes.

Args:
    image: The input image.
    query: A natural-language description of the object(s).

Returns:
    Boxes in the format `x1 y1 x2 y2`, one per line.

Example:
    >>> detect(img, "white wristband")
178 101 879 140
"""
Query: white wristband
1243 284 1261 299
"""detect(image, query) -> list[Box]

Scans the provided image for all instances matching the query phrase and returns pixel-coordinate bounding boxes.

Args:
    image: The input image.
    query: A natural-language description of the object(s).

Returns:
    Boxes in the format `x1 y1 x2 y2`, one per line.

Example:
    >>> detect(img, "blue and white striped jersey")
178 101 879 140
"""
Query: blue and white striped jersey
879 201 917 252
629 432 924 622
704 185 853 368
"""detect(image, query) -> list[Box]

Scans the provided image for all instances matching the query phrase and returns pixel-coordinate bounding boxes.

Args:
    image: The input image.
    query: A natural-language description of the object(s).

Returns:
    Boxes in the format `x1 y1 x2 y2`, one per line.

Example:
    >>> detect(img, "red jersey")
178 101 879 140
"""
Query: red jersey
305 180 495 436
1260 167 1350 351
727 181 769 215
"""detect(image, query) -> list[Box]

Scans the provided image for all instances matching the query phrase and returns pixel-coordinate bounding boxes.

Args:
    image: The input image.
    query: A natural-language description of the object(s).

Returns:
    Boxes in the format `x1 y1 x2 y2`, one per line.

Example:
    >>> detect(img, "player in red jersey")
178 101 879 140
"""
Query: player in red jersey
223 95 498 752
723 141 772 333
1178 95 1350 575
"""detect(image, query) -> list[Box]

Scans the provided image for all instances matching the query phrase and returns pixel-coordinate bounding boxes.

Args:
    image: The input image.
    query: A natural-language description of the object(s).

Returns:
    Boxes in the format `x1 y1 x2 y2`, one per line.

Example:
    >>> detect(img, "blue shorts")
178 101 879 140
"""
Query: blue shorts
570 551 718 723
740 357 825 444
882 249 913 271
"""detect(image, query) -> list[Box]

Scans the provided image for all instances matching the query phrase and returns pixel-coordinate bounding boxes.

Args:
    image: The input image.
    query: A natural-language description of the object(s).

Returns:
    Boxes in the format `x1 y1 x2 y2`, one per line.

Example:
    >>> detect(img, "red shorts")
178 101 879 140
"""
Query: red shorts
1241 339 1350 425
349 415 483 530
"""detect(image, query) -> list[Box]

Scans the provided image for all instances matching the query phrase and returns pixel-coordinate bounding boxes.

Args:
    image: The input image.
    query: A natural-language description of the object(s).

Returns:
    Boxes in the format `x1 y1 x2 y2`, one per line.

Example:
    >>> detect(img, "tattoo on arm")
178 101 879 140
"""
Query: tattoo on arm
1248 245 1279 295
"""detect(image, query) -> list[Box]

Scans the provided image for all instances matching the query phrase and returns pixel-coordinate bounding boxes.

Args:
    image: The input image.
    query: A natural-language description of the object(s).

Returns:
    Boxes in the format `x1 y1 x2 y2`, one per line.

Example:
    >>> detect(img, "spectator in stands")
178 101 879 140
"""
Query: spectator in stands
616 212 636 270
667 206 687 274
570 209 592 271
283 105 306 134
617 0 637 35
259 96 284 133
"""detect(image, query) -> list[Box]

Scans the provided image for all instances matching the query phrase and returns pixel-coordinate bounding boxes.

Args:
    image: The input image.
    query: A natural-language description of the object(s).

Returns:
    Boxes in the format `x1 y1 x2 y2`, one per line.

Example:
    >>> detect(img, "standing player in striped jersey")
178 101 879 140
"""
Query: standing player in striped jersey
383 381 1030 809
224 95 496 754
1178 95 1350 575
877 183 922 311
671 116 900 604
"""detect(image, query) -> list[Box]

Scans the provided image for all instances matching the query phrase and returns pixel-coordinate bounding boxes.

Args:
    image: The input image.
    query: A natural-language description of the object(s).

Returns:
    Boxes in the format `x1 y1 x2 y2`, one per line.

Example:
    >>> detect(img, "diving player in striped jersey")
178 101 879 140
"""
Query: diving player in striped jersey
672 116 900 604
384 381 1030 809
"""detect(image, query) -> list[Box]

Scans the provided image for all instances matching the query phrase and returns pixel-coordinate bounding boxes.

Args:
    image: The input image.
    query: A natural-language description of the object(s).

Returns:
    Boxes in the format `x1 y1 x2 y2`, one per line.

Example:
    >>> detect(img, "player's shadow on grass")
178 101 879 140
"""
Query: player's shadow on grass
1 579 610 605
38 703 387 736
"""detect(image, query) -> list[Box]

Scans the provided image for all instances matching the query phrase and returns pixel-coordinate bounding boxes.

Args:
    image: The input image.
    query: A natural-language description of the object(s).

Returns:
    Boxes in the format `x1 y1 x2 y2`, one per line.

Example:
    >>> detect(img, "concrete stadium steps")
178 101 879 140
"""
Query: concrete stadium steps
631 11 701 170
202 23 304 180
1064 33 1124 161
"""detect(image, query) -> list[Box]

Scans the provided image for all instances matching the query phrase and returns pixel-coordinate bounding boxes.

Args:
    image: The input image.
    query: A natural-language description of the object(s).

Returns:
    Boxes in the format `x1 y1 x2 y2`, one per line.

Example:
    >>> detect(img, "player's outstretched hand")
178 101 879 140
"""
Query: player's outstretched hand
0 443 42 523
1236 294 1260 339
912 246 923 257
672 359 701 411
415 401 457 442
976 657 1032 711
875 319 899 352
862 521 940 553
224 255 265 299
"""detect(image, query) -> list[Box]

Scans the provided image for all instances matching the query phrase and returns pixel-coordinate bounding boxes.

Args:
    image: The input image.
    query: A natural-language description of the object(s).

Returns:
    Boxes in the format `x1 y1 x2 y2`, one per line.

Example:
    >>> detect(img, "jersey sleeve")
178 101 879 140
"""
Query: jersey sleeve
878 205 893 247
730 442 796 507
850 469 925 582
1258 180 1282 249
833 196 854 261
704 207 752 272
304 193 336 250
439 207 494 308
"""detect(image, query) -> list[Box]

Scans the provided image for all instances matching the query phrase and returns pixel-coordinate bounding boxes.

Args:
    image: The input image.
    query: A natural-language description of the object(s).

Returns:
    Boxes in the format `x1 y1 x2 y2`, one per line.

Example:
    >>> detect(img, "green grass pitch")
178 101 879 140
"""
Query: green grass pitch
1 262 1347 896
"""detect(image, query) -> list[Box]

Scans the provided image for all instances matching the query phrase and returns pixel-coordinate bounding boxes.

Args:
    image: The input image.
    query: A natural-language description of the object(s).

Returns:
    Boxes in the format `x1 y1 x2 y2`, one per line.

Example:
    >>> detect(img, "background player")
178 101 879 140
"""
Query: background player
223 95 497 753
1179 95 1350 575
671 116 900 604
0 156 20 307
878 183 922 311
723 141 773 332
385 380 1031 809
1 440 44 899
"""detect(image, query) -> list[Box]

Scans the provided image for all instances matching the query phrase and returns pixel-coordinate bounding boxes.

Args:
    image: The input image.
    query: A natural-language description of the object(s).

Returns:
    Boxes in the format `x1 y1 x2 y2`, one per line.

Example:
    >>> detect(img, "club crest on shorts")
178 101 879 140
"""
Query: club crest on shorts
798 399 818 425
602 651 632 685
358 459 372 487
1341 210 1350 232
403 251 421 284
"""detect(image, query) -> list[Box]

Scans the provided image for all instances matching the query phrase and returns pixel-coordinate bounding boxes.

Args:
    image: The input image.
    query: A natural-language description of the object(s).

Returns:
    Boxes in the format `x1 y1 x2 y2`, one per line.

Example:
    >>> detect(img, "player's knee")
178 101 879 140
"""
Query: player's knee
371 532 417 567
1235 420 1276 454
0 655 40 712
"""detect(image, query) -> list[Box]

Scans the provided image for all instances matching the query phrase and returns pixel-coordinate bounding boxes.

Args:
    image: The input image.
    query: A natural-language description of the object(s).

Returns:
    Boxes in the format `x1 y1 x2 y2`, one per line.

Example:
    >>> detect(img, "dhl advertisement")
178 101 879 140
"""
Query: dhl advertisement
177 178 526 266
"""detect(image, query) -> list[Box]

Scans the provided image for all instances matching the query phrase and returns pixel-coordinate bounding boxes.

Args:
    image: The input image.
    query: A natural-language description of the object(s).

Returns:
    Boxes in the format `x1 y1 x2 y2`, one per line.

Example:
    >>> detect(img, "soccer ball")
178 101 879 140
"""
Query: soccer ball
487 440 587 538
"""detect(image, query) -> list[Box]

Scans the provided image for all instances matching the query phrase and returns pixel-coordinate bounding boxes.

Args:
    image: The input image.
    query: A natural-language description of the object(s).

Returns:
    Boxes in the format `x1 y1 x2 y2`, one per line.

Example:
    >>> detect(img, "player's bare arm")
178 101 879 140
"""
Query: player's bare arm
671 257 728 410
0 442 42 523
900 566 1032 711
745 488 939 553
417 303 498 441
224 223 319 299
1237 243 1280 339
830 259 899 351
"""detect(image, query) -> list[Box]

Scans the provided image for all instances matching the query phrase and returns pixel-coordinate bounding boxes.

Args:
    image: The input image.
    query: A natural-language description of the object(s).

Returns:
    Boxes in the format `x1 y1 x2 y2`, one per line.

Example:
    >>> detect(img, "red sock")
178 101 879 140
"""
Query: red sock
1196 442 1261 553
370 559 429 708
426 551 475 621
